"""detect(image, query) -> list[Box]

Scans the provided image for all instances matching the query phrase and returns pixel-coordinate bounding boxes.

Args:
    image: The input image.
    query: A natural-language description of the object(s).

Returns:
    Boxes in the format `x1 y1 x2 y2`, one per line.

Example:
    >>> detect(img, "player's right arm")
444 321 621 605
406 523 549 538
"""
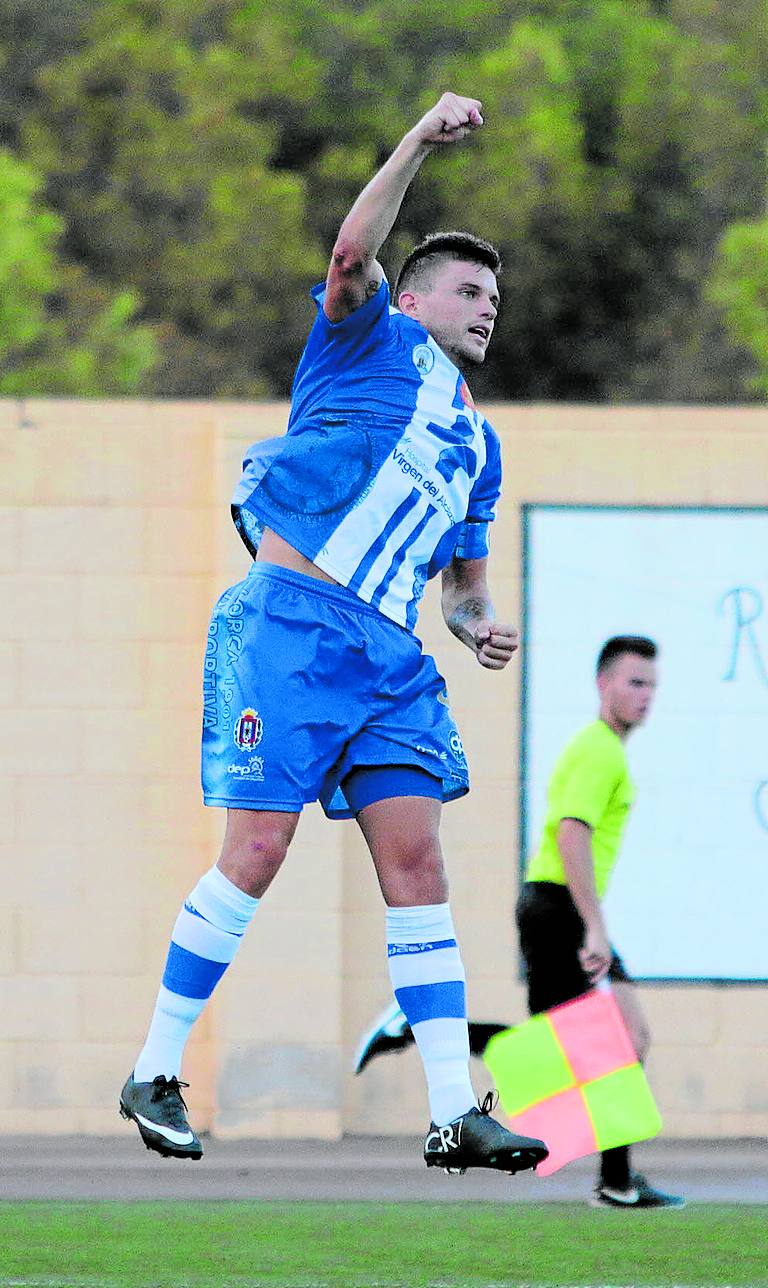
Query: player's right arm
323 93 484 323
557 818 612 983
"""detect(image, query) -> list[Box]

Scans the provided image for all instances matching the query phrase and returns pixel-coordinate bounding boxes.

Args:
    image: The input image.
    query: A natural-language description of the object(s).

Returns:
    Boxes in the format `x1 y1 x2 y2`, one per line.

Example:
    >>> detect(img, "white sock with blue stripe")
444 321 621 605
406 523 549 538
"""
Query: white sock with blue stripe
133 866 259 1083
386 902 476 1127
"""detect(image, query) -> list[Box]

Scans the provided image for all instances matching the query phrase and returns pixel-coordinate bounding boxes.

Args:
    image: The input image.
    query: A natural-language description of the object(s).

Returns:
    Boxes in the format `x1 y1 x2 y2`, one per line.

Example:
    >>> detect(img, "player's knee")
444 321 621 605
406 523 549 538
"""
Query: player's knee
219 820 292 894
392 837 443 878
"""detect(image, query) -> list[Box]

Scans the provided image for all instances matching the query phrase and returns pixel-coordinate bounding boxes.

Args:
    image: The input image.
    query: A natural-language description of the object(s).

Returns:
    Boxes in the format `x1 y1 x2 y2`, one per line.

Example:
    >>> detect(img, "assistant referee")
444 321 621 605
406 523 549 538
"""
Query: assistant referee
517 635 684 1209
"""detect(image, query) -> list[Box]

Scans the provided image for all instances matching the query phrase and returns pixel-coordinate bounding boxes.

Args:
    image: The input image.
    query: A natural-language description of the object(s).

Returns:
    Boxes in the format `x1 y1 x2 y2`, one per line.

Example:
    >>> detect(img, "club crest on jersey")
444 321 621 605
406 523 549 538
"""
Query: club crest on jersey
459 380 476 410
234 708 263 750
412 343 435 375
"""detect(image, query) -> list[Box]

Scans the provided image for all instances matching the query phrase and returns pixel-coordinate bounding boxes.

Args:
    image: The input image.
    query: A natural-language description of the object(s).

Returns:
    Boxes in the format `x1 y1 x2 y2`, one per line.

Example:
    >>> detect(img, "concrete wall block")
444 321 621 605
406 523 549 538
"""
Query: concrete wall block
143 418 216 507
705 436 768 503
218 970 341 1045
719 1110 768 1136
19 904 146 975
0 641 18 705
263 855 343 919
710 1048 768 1114
214 1108 341 1140
643 1047 748 1117
0 907 17 973
0 778 14 845
344 1047 426 1136
21 508 145 574
0 710 83 775
78 576 212 643
660 1112 726 1138
216 1042 342 1124
12 1042 138 1109
3 425 150 506
4 977 79 1040
78 975 167 1044
20 640 145 709
144 781 214 848
88 842 208 907
0 1045 14 1109
0 841 195 907
146 507 217 576
146 643 206 709
0 1108 82 1134
15 777 150 846
466 976 527 1025
716 987 768 1043
233 911 342 977
0 507 21 571
639 988 721 1046
81 707 201 776
441 784 514 852
3 576 80 641
0 842 76 904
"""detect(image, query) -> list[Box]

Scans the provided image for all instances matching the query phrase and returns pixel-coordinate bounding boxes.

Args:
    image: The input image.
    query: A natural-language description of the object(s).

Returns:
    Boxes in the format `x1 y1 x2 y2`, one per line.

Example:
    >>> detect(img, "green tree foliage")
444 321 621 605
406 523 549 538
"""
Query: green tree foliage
0 0 93 148
0 149 156 395
20 0 326 395
708 217 768 395
4 0 766 400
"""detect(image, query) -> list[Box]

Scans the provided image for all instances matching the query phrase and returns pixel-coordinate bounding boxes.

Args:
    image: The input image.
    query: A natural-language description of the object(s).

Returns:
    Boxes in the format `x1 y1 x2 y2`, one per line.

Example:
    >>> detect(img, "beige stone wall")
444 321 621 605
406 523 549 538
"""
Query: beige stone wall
2 398 766 1139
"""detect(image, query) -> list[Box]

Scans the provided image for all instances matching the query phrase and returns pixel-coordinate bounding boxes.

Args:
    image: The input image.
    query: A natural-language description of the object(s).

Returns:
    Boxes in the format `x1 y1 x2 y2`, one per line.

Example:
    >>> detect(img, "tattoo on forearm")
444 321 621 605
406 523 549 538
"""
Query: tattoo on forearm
448 595 492 641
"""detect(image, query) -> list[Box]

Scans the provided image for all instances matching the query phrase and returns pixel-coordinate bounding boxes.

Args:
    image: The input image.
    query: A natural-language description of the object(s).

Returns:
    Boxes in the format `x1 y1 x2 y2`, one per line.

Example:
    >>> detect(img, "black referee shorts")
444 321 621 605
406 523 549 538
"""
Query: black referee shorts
515 880 631 1016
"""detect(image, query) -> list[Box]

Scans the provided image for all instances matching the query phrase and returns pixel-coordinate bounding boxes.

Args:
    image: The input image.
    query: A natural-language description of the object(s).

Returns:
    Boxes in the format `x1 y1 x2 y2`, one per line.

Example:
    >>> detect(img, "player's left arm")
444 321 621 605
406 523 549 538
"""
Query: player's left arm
441 555 518 670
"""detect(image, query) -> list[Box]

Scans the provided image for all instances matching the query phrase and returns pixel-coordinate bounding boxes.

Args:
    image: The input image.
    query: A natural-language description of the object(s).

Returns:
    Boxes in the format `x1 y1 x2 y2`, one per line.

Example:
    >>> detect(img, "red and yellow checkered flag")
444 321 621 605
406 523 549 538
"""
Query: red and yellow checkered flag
483 986 662 1176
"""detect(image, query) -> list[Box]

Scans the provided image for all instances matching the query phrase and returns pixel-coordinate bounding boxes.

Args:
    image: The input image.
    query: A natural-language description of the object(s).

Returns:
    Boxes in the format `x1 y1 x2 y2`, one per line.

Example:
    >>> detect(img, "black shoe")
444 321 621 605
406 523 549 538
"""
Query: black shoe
424 1092 548 1175
119 1073 203 1160
353 1002 413 1074
591 1173 685 1209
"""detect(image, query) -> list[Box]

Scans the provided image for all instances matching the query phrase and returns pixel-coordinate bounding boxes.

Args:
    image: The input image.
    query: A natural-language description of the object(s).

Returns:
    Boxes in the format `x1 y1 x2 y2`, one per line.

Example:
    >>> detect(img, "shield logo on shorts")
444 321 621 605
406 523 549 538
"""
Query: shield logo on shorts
234 708 263 750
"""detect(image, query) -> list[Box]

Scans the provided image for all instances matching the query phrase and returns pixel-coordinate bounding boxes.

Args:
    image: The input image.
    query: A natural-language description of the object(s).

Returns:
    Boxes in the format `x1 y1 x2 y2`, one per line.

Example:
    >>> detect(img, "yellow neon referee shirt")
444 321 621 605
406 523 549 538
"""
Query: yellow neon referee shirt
525 720 634 898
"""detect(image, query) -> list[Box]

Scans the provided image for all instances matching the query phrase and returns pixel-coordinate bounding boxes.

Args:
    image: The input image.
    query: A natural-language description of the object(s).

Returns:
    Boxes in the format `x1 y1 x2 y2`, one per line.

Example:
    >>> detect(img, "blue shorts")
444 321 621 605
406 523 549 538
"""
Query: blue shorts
201 562 470 819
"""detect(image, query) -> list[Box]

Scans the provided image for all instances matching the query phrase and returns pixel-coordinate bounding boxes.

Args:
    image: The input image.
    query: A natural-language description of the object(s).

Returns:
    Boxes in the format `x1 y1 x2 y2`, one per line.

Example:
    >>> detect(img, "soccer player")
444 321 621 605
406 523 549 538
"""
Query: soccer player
119 91 548 1178
517 635 684 1208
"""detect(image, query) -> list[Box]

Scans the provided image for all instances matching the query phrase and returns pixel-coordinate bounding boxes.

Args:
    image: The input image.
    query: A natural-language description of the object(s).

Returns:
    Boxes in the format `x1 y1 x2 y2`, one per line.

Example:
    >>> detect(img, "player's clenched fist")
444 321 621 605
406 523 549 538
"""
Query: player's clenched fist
473 620 519 670
411 93 484 147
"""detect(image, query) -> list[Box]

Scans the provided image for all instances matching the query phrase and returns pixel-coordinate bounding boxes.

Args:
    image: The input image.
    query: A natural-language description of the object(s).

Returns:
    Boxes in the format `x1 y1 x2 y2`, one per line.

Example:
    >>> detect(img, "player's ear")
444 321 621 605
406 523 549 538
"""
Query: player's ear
398 290 420 317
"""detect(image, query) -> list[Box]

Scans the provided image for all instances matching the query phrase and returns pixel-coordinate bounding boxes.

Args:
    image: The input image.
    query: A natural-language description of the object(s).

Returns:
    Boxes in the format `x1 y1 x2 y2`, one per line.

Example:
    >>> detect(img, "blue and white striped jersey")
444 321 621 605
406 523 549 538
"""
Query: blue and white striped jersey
236 277 502 631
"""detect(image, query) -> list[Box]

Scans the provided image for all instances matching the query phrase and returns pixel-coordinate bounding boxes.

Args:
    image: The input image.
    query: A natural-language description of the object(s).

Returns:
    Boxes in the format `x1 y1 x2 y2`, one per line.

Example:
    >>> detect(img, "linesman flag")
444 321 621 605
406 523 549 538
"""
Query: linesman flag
483 986 662 1176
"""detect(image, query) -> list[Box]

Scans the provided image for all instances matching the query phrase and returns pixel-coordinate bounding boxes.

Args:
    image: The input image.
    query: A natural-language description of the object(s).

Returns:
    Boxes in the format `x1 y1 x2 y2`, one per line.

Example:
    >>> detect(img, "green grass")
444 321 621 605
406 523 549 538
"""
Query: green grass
0 1202 765 1288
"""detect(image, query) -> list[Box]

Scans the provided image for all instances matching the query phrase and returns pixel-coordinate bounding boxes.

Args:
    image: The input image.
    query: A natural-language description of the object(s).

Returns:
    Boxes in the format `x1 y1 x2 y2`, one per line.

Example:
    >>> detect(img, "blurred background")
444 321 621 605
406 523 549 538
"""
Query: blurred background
1 0 767 404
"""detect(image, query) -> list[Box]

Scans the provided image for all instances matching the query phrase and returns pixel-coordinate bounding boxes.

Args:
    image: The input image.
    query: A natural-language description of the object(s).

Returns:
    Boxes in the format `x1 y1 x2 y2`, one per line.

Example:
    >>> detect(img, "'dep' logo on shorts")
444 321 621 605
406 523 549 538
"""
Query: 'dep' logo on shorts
412 344 435 375
234 708 263 750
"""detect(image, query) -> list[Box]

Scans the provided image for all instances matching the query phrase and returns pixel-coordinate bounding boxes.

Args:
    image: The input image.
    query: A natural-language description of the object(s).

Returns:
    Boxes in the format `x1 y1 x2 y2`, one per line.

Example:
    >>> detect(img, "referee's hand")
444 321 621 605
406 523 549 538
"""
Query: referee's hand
579 926 611 983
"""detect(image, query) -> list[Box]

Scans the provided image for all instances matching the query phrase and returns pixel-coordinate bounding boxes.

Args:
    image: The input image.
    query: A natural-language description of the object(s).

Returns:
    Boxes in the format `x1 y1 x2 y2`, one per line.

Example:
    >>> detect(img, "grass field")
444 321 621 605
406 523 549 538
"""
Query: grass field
0 1201 766 1288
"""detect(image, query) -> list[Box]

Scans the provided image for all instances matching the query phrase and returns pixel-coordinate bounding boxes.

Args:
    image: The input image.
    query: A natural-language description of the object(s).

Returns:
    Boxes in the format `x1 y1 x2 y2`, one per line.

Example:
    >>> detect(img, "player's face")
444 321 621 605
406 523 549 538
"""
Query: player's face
399 259 499 367
598 653 657 735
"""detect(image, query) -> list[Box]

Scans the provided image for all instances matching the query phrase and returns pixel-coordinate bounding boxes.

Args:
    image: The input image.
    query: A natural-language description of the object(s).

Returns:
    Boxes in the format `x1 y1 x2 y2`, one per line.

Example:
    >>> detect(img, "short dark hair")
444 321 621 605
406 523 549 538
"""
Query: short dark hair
395 230 501 298
596 635 658 675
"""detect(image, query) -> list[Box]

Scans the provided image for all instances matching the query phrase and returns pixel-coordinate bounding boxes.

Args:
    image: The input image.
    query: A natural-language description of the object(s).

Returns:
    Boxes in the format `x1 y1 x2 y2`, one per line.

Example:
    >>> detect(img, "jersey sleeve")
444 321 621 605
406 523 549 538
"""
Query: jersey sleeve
305 277 392 355
556 740 623 829
454 420 502 560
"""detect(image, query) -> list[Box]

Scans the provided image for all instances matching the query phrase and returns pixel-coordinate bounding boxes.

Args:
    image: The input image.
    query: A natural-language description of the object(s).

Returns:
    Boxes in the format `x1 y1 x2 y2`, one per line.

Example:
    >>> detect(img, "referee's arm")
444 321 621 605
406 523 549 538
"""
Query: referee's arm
557 817 611 982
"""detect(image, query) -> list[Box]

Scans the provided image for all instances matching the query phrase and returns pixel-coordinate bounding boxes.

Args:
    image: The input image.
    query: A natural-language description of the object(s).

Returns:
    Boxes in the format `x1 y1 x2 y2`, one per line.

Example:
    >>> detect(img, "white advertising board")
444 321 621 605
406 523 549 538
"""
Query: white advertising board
522 506 768 981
